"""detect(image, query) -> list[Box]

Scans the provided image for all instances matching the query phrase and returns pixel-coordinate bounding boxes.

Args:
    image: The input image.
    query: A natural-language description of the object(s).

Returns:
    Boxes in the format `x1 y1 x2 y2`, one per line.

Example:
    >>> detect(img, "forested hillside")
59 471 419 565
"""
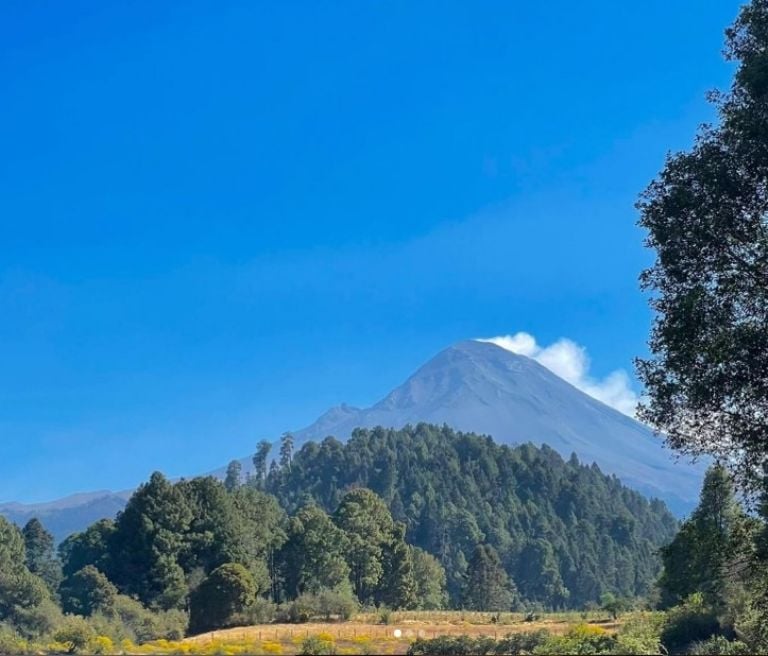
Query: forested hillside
264 424 678 607
0 424 680 651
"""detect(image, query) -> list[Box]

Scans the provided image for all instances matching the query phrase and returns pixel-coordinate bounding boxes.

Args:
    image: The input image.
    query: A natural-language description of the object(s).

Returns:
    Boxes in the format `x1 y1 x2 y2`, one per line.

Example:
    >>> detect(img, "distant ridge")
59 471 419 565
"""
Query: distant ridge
1 339 703 540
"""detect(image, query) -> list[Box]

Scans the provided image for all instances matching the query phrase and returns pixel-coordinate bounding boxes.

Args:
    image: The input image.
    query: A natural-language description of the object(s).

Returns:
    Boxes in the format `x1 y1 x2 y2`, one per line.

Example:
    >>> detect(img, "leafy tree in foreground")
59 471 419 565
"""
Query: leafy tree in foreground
189 563 256 634
636 0 768 496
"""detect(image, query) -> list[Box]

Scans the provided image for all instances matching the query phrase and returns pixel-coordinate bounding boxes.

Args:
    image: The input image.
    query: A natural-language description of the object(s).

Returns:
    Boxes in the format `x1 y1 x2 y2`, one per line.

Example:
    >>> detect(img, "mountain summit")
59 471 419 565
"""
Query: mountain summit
292 340 702 514
2 339 701 540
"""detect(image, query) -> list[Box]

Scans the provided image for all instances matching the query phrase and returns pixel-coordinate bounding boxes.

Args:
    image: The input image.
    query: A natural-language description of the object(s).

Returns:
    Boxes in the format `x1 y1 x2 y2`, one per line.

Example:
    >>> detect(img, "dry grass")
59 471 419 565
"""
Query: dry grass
177 611 624 655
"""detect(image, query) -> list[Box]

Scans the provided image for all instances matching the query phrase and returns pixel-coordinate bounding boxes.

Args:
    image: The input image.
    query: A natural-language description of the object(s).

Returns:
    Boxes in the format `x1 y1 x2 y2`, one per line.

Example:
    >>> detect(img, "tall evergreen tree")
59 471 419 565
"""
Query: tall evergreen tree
252 440 272 487
333 488 394 603
108 472 192 609
224 460 242 492
411 547 447 610
0 516 49 625
659 465 746 609
279 433 294 471
22 518 62 593
377 523 416 609
462 544 515 611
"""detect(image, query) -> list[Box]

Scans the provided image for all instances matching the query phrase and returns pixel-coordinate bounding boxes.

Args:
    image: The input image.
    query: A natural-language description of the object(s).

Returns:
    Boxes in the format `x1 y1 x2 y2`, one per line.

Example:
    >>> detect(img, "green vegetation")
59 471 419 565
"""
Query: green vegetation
0 426 679 651
266 424 677 608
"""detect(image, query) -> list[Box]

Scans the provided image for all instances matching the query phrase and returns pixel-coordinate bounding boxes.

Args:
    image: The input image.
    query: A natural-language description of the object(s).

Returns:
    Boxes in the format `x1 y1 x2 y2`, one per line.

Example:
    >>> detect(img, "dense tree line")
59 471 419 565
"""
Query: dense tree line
263 424 678 608
0 424 678 644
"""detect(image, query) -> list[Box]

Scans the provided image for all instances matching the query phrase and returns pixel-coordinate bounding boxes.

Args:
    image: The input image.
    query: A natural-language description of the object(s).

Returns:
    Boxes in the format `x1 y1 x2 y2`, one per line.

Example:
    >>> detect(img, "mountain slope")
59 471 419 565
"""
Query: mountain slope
0 491 130 543
1 339 702 539
291 340 702 515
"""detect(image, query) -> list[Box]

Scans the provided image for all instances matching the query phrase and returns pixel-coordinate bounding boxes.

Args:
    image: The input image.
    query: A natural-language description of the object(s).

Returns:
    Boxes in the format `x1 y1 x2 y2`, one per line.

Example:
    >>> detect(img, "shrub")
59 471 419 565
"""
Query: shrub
661 595 727 653
89 635 115 654
534 624 619 655
407 635 503 656
189 564 256 634
233 597 276 625
0 626 32 656
495 630 551 655
687 636 752 655
299 634 336 655
10 597 63 638
283 590 359 623
615 612 665 655
53 616 95 654
91 594 188 643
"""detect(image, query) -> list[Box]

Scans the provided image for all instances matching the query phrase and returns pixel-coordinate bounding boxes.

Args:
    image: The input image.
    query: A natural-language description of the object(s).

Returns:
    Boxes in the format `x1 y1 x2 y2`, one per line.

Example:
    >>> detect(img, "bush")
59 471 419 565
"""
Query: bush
0 626 32 656
53 616 95 654
90 594 188 643
661 595 727 653
407 634 549 656
299 634 336 655
534 624 619 655
189 563 256 634
615 612 665 655
233 597 277 625
10 597 63 638
282 589 359 623
495 630 551 654
687 636 752 655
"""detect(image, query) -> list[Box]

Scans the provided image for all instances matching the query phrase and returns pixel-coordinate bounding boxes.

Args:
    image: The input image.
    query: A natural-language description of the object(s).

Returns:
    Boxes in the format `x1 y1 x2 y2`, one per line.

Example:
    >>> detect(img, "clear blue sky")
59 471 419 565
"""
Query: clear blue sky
1 1 738 502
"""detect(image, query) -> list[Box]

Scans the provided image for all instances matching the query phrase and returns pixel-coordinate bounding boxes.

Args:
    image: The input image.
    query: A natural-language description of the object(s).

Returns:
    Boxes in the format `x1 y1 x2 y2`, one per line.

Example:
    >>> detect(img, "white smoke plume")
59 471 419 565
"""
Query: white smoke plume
479 332 639 417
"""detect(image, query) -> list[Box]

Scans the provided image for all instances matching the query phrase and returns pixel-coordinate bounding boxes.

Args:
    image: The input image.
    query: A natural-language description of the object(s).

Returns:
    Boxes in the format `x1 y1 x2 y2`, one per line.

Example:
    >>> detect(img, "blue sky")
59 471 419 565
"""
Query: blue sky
1 1 738 502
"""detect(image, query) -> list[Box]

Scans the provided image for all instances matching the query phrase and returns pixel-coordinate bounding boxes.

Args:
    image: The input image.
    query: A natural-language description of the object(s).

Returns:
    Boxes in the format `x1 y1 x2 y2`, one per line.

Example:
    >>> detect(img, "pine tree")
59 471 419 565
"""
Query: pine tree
659 464 745 609
279 433 294 471
108 472 192 609
462 544 515 611
377 524 416 609
252 440 272 487
333 488 394 602
224 460 242 492
22 518 62 593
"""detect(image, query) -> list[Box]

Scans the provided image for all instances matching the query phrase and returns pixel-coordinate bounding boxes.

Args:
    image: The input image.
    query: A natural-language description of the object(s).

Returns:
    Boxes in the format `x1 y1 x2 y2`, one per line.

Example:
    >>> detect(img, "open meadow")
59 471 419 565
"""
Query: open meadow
132 610 628 655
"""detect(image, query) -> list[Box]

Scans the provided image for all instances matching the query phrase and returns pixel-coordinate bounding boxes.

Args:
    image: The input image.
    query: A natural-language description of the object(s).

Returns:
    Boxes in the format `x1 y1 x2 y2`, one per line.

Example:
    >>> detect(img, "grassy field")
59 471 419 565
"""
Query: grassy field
151 611 625 655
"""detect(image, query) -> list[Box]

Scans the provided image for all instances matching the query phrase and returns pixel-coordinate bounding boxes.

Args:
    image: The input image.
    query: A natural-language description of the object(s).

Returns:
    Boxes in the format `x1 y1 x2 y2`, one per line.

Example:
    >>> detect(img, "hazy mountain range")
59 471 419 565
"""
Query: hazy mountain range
1 339 703 541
